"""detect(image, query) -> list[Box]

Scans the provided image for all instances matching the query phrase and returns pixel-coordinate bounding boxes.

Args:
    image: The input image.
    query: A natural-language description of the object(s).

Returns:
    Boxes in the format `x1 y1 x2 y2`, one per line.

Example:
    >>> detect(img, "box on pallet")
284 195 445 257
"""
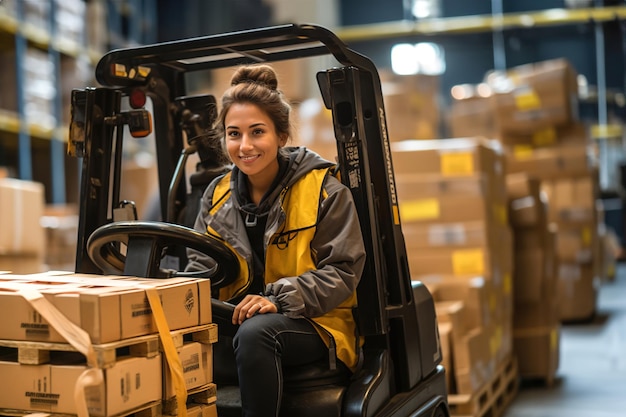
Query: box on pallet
188 403 218 417
435 300 497 395
513 325 560 384
163 341 213 400
0 273 212 344
558 262 599 321
506 142 594 180
0 354 162 416
0 177 46 256
391 137 505 179
489 58 579 135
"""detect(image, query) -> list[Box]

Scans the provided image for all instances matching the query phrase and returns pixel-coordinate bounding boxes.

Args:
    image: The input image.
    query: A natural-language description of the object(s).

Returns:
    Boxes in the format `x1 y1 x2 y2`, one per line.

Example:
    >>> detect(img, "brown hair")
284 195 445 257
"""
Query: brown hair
216 64 292 141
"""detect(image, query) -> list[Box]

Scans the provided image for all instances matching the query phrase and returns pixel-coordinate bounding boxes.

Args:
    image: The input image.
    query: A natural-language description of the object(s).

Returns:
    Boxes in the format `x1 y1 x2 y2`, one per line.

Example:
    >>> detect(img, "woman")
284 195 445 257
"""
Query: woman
185 64 366 417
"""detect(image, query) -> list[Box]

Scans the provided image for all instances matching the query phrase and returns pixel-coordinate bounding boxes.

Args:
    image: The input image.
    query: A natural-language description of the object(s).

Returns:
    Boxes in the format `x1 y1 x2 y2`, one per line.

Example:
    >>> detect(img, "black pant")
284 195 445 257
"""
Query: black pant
213 313 328 417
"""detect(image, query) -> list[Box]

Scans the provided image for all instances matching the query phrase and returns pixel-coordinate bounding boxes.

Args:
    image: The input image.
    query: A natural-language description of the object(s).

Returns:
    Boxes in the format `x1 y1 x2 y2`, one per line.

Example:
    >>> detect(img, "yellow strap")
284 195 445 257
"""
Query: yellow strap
145 287 188 417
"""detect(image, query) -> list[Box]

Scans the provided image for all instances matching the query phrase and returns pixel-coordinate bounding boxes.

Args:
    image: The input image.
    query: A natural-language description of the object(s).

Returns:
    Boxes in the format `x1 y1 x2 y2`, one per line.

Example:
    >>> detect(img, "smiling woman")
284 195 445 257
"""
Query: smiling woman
224 102 287 204
184 63 367 417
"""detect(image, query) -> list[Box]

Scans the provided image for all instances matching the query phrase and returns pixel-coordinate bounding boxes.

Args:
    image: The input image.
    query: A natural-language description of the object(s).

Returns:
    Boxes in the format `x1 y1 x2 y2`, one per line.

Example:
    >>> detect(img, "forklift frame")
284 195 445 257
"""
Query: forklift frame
70 23 449 417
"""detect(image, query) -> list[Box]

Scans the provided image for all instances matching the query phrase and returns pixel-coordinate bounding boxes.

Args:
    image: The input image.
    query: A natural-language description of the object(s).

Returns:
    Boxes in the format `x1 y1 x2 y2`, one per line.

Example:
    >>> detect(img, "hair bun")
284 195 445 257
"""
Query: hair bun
231 64 279 91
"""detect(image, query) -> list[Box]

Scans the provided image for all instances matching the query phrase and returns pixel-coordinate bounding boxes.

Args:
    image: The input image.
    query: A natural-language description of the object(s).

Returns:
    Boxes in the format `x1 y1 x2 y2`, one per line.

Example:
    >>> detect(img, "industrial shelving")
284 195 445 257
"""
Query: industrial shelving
0 0 156 204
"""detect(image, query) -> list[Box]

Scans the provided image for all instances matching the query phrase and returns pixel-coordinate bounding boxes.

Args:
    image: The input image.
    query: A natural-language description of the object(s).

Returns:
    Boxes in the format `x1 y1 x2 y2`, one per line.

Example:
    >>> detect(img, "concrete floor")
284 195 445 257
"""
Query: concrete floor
504 266 626 417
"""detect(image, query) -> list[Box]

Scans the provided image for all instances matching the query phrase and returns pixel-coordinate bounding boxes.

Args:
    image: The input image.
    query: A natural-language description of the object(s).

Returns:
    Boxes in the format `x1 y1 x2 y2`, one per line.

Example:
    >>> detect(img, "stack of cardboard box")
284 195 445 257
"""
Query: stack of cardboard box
506 173 560 384
292 70 442 163
449 58 602 322
495 70 601 323
0 176 47 273
380 70 441 141
391 137 514 396
0 272 217 416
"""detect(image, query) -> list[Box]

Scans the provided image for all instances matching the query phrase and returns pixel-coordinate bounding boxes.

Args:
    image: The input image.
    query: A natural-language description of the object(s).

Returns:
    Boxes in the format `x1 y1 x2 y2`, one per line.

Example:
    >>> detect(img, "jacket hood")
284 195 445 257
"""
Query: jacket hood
231 146 335 213
282 146 335 187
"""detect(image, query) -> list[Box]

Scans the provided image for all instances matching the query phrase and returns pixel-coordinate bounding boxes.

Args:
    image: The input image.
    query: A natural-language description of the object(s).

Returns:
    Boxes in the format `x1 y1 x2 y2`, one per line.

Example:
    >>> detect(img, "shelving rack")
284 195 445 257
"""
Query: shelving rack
336 4 626 192
0 0 156 204
1 3 625 203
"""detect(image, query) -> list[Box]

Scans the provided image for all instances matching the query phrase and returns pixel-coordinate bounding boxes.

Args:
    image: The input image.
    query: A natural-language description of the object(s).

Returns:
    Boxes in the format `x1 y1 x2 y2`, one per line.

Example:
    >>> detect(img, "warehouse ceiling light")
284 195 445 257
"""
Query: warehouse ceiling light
410 0 440 19
391 42 445 75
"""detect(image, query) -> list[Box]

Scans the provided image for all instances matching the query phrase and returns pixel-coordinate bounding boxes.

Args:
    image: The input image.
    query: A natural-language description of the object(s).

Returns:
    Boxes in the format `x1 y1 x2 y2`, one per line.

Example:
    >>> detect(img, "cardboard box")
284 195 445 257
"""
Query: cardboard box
381 71 440 141
120 162 159 220
435 301 468 341
0 274 212 343
293 98 338 162
542 173 599 224
0 178 46 256
557 262 599 321
408 246 491 277
513 325 560 381
400 194 491 225
453 326 496 394
403 221 490 250
0 254 46 274
499 122 588 149
513 223 558 302
448 94 496 139
506 173 548 228
426 277 491 330
163 341 213 399
0 354 162 416
556 225 595 263
514 300 560 329
506 143 595 180
41 204 79 271
391 137 506 178
490 58 578 135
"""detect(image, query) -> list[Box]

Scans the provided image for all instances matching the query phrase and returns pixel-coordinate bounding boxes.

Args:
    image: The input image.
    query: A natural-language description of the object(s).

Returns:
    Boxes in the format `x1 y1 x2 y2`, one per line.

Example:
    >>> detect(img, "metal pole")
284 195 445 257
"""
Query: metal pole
595 14 609 189
49 0 66 204
491 0 506 71
15 0 32 180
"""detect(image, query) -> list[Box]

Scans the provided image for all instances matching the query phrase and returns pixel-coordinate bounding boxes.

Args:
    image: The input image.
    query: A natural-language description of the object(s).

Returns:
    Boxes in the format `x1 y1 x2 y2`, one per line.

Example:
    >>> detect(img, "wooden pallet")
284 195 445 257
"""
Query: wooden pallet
0 323 217 368
448 355 519 417
162 383 217 416
0 400 162 417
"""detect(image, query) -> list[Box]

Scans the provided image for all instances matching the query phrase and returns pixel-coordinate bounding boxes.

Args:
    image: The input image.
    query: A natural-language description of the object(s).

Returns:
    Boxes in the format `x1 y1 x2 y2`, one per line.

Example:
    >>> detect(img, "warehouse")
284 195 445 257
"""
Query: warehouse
0 1 625 417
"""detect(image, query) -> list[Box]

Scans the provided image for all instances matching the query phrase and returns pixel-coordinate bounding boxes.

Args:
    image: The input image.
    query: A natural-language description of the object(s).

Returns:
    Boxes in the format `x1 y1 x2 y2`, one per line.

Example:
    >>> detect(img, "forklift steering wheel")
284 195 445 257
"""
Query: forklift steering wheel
86 221 239 289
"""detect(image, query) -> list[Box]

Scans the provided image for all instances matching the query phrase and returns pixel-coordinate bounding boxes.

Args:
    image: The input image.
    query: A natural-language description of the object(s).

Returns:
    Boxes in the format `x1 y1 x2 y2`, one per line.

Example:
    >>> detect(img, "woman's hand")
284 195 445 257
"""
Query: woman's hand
233 294 278 324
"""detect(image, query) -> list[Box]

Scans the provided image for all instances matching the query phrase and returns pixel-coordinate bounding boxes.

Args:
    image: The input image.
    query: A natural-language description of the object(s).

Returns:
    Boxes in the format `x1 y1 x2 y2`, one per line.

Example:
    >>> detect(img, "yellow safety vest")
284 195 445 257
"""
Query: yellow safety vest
207 167 360 370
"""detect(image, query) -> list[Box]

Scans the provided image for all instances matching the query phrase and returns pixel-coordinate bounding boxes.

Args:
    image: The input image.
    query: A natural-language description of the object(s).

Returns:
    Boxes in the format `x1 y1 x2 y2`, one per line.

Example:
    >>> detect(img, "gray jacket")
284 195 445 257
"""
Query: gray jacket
186 147 366 319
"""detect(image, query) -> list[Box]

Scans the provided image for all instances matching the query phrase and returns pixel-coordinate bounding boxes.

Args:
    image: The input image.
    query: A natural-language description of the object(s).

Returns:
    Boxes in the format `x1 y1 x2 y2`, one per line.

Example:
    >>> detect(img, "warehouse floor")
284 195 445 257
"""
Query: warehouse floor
504 265 626 416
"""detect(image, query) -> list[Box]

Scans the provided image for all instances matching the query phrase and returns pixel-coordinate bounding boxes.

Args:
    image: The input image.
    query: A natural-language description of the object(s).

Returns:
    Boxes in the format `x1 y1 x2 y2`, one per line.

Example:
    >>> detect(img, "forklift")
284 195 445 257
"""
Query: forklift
69 23 449 417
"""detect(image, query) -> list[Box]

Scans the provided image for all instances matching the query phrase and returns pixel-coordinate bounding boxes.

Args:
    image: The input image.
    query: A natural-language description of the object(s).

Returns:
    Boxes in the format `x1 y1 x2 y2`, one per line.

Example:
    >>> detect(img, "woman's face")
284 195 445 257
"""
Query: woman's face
225 102 286 184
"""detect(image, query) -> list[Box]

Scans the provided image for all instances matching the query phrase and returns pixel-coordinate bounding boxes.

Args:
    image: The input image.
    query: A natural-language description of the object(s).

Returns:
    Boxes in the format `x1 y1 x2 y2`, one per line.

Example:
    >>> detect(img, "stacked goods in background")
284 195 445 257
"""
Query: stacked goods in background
391 137 517 413
506 174 560 385
448 58 604 322
292 70 441 161
0 0 93 129
494 61 602 323
0 170 79 273
0 273 217 417
379 70 441 141
40 205 79 271
0 175 47 274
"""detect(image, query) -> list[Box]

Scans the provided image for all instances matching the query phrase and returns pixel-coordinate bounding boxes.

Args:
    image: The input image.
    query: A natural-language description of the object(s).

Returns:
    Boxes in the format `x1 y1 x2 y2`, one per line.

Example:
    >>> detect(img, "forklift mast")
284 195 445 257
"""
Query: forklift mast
70 23 444 402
